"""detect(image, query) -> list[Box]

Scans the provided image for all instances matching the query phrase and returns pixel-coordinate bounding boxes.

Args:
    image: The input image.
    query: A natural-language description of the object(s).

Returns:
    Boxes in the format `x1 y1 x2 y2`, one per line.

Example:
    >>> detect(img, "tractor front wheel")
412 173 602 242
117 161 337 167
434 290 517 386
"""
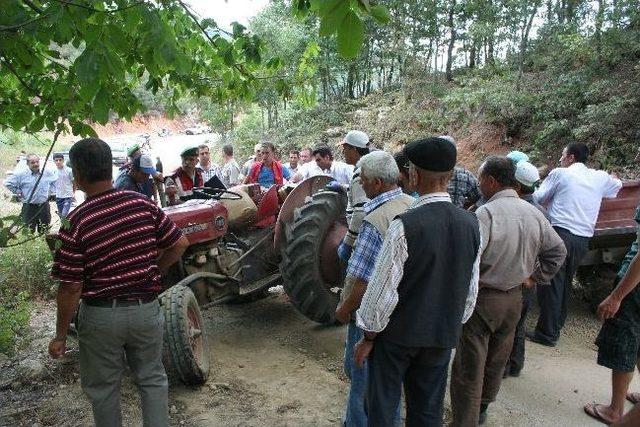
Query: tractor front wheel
159 285 210 385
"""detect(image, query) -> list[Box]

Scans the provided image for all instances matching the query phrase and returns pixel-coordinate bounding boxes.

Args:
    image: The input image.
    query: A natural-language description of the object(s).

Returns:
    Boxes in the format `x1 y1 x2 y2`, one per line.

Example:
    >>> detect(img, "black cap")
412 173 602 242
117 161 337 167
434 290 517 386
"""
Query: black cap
403 137 456 172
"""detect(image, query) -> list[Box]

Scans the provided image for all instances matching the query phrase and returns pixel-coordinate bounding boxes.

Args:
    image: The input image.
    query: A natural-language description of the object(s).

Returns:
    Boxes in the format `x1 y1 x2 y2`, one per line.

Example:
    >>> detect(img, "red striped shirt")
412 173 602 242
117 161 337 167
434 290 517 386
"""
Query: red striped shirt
51 189 183 299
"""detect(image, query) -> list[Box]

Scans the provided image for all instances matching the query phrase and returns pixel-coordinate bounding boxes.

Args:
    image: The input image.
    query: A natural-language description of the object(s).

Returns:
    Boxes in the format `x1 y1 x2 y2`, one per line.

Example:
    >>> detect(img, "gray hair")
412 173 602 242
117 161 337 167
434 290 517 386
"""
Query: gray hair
359 151 400 184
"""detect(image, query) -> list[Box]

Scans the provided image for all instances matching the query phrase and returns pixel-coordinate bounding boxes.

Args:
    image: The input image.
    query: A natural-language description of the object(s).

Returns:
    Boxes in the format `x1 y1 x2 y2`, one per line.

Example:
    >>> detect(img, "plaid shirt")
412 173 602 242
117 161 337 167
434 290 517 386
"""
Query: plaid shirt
447 166 481 208
346 188 405 282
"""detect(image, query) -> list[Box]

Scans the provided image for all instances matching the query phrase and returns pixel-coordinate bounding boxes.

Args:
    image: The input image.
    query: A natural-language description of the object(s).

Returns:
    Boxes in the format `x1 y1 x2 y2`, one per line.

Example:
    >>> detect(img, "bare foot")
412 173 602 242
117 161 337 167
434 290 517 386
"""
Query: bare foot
584 403 620 425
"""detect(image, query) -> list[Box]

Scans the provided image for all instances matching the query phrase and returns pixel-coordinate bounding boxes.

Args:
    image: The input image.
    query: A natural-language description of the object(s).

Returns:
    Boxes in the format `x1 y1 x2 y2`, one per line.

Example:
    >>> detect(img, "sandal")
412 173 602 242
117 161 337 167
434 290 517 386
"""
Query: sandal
583 403 615 425
626 392 640 405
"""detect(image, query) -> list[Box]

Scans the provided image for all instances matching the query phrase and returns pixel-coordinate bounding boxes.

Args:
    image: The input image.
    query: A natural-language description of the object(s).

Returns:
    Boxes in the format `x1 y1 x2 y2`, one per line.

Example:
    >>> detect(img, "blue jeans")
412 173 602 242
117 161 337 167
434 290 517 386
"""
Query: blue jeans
56 197 73 218
343 321 402 427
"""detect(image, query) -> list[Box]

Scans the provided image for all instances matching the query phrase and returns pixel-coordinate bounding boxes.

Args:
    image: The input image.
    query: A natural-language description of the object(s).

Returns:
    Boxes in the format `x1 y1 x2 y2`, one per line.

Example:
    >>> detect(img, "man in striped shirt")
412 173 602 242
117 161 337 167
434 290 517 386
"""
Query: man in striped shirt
48 138 189 427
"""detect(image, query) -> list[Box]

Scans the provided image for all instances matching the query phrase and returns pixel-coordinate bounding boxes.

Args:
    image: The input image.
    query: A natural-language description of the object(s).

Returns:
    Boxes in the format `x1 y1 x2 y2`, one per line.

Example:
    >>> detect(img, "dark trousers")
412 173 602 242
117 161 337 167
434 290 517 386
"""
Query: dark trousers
450 286 522 426
20 202 51 233
534 226 589 344
367 338 451 427
506 286 535 374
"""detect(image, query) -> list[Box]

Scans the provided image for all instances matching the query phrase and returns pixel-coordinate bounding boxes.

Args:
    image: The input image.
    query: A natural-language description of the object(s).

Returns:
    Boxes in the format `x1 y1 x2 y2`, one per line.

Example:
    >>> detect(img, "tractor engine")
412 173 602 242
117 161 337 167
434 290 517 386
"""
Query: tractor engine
163 200 244 301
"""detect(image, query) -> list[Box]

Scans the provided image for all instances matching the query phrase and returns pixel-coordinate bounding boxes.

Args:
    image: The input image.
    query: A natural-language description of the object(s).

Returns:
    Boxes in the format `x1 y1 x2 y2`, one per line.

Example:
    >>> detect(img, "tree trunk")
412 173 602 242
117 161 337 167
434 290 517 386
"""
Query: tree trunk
595 0 604 56
469 40 476 68
517 5 538 91
445 0 457 81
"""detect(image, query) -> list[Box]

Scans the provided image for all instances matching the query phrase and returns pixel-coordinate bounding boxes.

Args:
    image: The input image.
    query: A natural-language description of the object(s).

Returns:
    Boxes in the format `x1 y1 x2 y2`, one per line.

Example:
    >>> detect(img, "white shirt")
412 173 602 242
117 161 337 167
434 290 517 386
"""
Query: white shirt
198 162 221 183
355 193 481 333
284 162 298 174
534 163 622 237
55 166 74 198
221 159 241 187
297 161 354 185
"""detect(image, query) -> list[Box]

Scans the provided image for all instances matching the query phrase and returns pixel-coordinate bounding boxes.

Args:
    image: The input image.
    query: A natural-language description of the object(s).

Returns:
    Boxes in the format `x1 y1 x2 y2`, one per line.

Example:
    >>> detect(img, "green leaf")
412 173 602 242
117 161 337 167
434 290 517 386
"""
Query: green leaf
318 0 350 37
370 5 391 24
336 10 364 58
93 88 110 124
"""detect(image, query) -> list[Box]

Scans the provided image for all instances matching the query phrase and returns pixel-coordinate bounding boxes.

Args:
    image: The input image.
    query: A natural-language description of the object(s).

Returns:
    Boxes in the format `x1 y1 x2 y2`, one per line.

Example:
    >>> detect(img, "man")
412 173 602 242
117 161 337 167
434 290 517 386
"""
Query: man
165 147 204 205
334 151 413 427
48 137 189 427
221 144 241 187
530 142 623 346
244 142 291 187
292 145 353 185
4 154 57 233
242 143 263 177
354 137 482 426
337 130 371 262
393 151 418 197
197 144 222 183
439 135 482 208
583 147 640 425
504 161 547 379
284 150 300 174
450 156 566 426
114 154 157 197
299 147 313 165
53 153 75 218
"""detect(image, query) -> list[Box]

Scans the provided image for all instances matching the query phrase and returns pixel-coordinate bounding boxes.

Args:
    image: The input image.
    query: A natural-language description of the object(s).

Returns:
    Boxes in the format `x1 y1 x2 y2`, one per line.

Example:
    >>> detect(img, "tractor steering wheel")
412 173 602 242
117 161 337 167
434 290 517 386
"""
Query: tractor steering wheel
193 187 243 200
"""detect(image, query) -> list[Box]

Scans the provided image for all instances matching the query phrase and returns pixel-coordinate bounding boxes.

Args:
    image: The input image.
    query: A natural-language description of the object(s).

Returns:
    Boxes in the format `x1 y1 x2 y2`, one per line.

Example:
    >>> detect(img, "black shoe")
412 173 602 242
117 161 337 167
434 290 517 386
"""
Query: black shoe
509 368 521 377
479 404 488 425
526 330 556 347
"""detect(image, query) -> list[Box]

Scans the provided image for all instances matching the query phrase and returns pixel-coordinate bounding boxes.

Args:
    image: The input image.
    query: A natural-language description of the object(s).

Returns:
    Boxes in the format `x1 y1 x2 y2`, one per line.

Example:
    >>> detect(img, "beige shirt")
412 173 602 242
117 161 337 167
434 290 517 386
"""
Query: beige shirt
476 189 567 290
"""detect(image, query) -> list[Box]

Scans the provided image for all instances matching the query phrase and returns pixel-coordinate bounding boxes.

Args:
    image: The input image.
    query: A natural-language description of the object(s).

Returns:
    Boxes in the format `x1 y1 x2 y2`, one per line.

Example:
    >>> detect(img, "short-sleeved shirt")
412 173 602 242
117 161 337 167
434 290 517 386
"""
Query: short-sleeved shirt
257 164 291 187
55 166 74 199
51 189 183 300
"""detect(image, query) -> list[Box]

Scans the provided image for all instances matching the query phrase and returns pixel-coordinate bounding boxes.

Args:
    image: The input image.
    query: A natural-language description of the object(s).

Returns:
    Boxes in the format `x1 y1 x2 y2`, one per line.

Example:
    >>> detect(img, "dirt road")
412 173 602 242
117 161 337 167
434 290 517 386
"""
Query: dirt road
1 289 638 426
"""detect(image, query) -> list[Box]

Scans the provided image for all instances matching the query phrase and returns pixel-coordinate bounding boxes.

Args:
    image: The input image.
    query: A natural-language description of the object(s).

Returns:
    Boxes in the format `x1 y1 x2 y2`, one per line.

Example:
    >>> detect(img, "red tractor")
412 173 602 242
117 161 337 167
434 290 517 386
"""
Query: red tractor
158 176 348 385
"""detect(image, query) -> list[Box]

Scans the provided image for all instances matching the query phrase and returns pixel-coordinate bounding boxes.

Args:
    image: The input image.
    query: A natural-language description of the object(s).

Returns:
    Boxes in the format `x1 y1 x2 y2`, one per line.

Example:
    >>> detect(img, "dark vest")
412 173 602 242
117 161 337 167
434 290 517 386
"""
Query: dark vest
379 202 480 348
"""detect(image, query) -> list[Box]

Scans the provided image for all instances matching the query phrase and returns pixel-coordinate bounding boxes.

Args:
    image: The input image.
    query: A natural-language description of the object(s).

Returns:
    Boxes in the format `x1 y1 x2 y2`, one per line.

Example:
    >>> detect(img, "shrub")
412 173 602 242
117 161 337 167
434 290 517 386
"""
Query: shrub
0 292 30 355
0 233 55 298
0 233 54 354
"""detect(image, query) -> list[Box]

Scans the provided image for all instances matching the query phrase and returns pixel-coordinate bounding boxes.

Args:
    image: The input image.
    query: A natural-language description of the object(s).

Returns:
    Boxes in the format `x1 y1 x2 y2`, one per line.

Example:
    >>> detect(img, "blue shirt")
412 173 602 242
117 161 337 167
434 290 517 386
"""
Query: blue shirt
346 188 405 282
4 167 57 204
257 164 291 187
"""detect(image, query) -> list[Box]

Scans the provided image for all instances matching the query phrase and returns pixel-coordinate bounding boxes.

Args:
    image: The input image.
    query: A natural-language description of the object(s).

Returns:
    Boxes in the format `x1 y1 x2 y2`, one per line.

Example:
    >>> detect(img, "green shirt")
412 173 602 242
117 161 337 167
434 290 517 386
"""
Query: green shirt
617 204 640 280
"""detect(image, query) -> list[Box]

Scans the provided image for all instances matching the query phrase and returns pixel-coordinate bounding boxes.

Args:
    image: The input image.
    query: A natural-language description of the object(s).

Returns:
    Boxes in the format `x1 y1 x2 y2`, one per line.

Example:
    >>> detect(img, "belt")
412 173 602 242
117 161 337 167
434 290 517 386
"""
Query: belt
479 284 522 293
84 296 157 307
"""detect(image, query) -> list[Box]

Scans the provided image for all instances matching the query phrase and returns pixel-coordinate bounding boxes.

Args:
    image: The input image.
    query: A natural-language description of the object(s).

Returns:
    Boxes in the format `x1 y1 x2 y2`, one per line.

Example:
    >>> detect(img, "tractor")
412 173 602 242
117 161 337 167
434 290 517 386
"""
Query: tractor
158 176 348 385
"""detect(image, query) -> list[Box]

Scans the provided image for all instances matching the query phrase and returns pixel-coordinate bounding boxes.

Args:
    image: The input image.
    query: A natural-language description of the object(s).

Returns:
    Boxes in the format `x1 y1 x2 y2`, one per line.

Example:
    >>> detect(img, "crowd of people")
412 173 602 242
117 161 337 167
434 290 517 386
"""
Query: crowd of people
5 131 639 426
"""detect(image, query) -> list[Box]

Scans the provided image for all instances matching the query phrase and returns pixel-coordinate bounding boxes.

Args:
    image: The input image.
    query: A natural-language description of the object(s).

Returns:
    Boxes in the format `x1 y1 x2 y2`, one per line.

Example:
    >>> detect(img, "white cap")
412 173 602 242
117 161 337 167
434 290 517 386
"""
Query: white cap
339 130 369 148
137 154 157 175
515 161 540 187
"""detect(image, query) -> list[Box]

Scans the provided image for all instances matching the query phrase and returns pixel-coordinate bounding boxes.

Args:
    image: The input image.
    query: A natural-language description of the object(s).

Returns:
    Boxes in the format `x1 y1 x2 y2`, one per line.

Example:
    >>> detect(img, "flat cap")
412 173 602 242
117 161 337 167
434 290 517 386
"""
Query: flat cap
403 137 456 172
181 146 199 157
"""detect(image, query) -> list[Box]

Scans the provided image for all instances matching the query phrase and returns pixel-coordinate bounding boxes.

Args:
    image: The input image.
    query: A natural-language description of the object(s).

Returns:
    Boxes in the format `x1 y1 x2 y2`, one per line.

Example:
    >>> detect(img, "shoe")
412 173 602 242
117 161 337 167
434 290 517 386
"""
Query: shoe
509 368 521 377
479 404 488 425
526 330 556 347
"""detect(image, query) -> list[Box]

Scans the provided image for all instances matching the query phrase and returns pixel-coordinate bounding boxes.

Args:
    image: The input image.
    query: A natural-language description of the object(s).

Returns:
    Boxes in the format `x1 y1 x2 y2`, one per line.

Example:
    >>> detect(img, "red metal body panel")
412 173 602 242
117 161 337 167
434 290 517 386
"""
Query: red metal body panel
253 185 279 228
163 199 228 245
594 180 640 234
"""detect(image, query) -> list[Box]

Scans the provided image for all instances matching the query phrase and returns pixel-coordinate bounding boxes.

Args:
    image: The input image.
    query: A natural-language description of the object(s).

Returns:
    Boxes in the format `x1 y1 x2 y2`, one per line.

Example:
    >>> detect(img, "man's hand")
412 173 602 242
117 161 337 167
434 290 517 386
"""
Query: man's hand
48 337 66 359
335 304 351 324
523 277 536 289
354 338 374 368
598 294 622 321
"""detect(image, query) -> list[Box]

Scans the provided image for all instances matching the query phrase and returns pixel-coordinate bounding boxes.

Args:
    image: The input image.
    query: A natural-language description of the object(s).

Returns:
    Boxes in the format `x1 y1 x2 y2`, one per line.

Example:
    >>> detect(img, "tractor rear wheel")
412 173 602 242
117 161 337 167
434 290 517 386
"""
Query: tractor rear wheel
280 190 347 325
159 285 210 385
